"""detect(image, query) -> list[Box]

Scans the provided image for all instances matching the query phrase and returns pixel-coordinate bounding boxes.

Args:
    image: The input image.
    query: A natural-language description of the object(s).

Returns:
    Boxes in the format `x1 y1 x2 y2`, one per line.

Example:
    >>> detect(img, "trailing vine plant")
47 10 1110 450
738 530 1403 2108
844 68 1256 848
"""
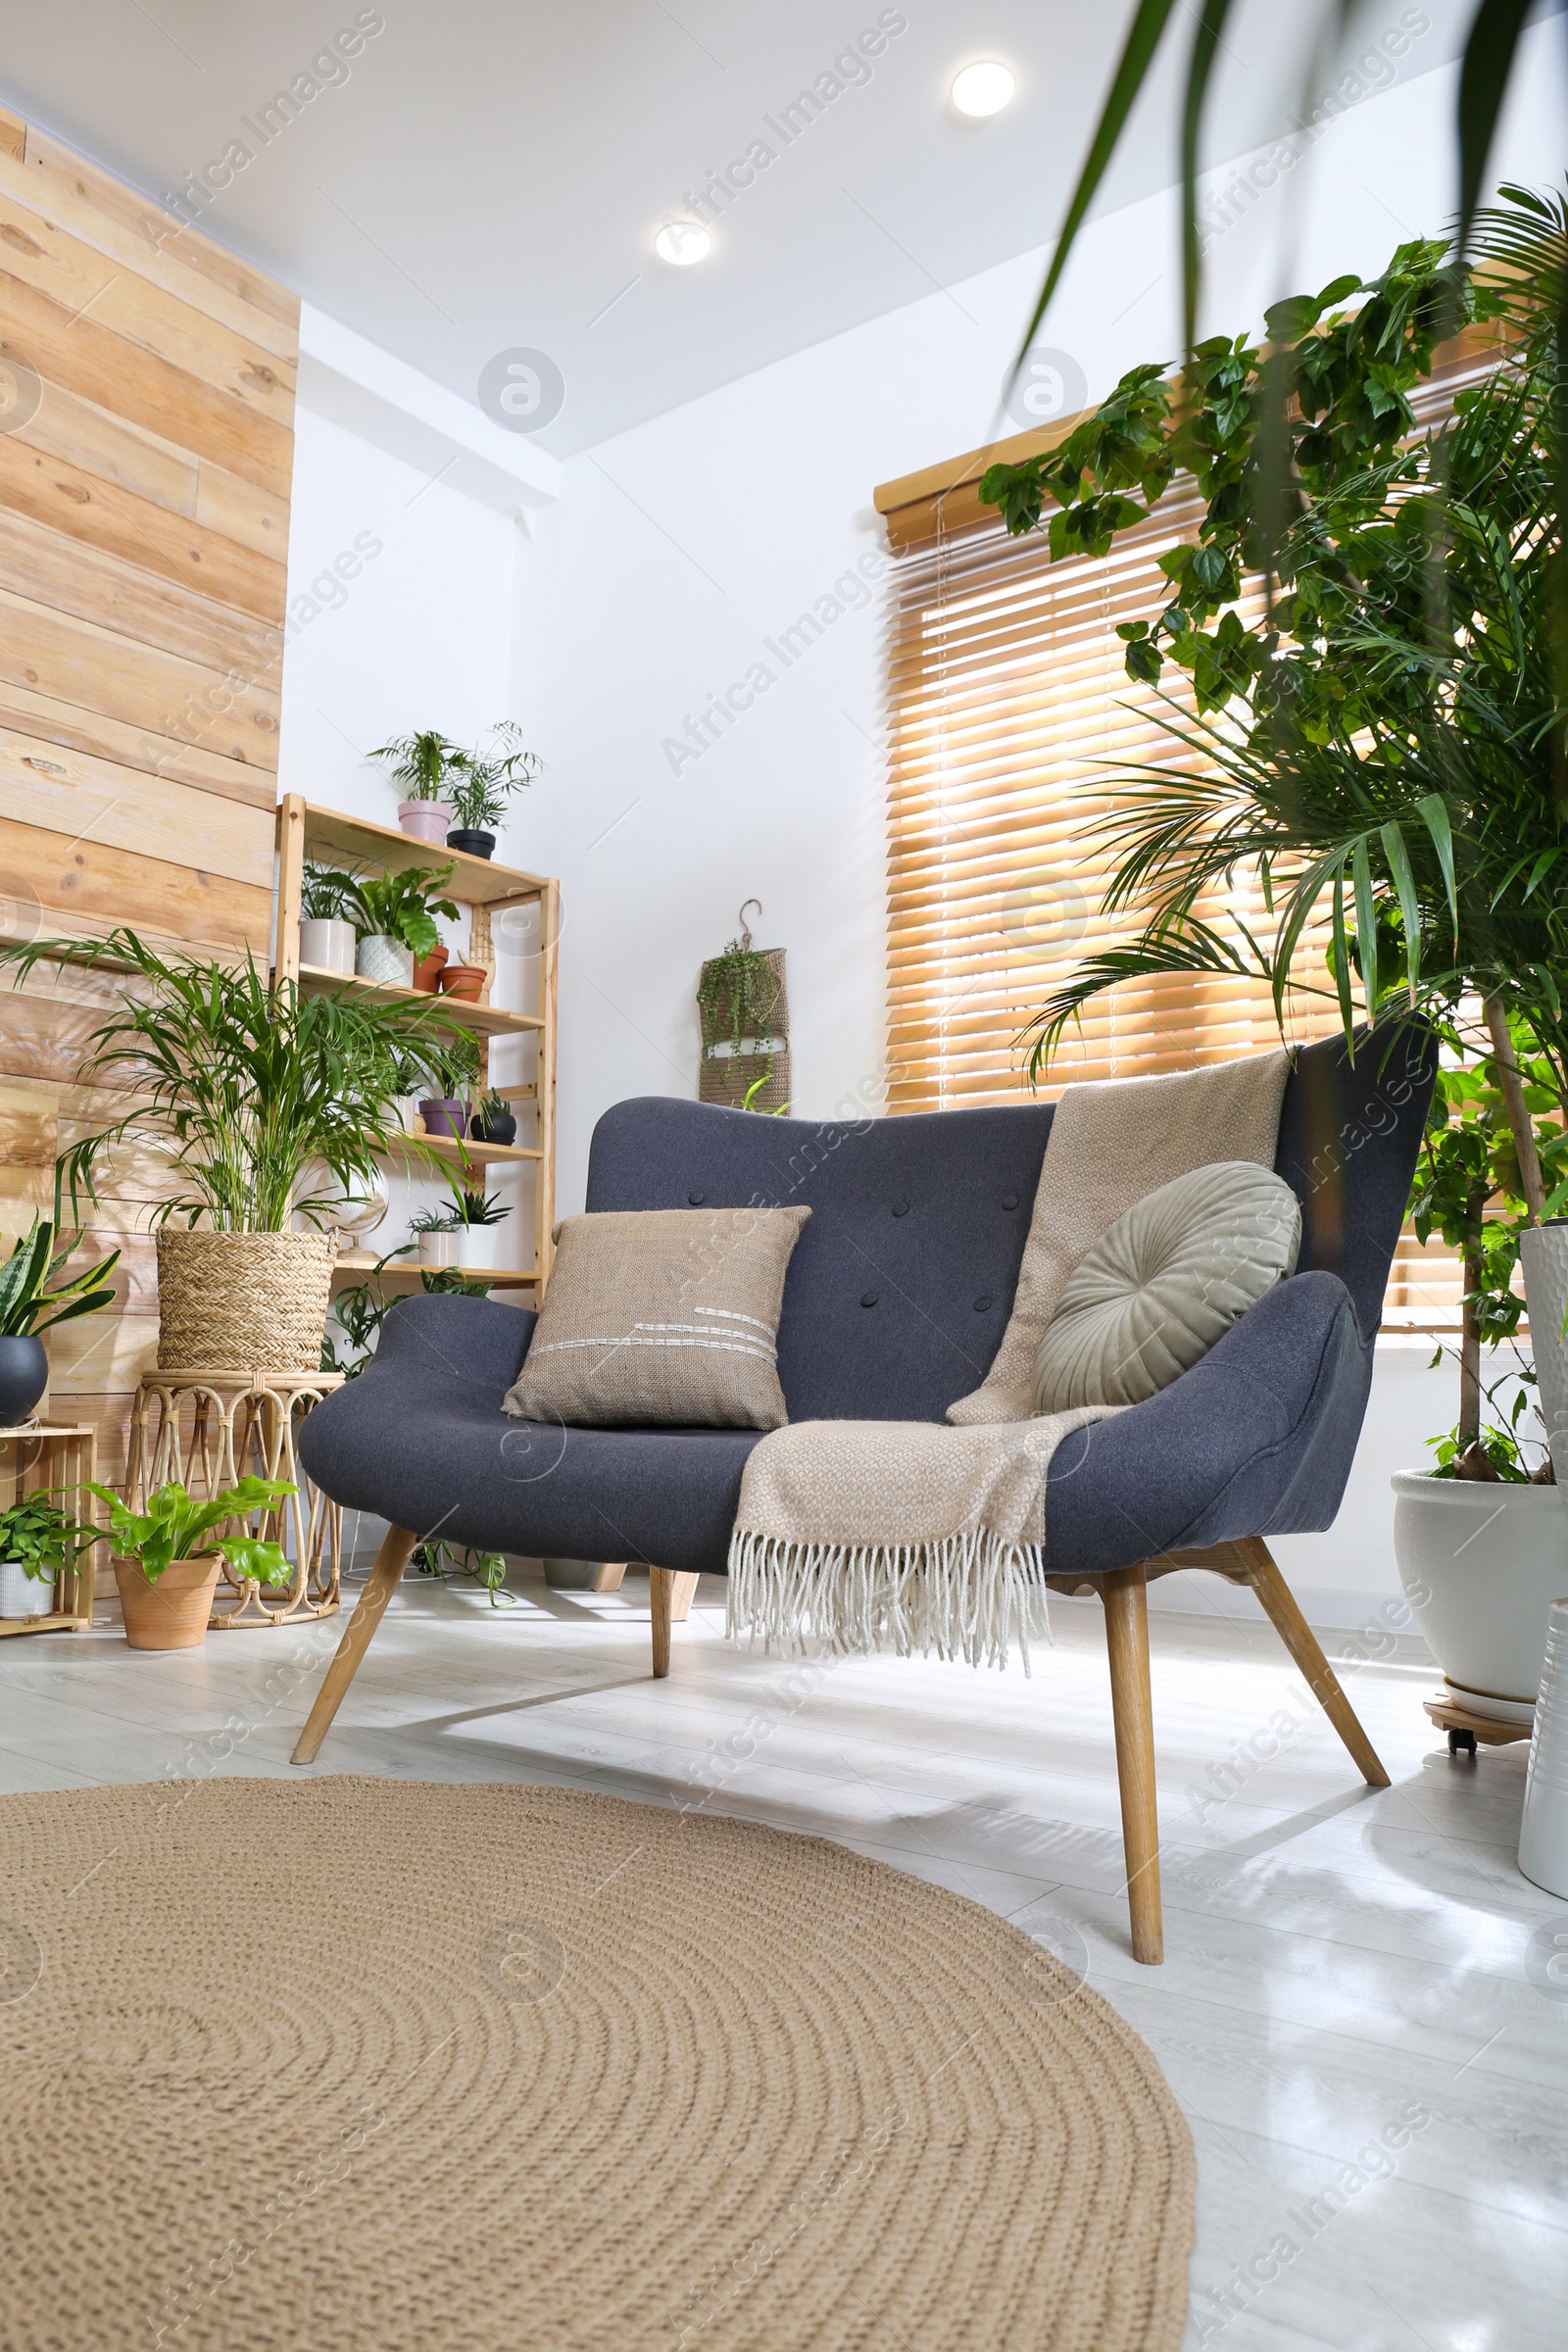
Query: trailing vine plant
698 933 784 1104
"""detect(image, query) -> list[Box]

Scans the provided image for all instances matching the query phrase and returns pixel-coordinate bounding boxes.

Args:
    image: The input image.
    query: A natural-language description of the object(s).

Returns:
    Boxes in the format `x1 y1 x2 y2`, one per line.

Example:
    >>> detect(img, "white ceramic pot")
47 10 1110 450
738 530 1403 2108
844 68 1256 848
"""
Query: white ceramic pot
1392 1468 1568 1720
356 934 415 988
417 1230 458 1268
397 800 454 845
1519 1223 1568 1493
0 1558 55 1618
456 1223 506 1269
1521 1597 1568 1897
298 917 357 974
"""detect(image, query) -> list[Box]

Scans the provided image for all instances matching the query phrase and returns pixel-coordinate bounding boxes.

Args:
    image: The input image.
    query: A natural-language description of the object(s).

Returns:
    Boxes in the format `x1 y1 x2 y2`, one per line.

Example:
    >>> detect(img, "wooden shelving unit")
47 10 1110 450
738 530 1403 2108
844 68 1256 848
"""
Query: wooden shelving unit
274 796 558 1297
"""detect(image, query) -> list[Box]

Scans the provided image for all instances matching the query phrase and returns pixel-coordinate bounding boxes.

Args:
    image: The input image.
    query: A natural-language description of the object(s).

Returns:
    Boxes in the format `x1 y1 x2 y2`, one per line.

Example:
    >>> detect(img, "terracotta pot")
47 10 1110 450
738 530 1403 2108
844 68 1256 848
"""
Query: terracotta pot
397 800 454 845
440 963 486 1003
115 1552 223 1650
413 943 450 993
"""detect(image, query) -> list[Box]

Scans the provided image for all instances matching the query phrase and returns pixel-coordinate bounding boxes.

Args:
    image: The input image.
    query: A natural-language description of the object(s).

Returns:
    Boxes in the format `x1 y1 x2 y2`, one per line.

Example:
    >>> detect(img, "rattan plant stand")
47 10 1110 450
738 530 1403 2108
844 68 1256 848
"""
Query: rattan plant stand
125 1372 344 1629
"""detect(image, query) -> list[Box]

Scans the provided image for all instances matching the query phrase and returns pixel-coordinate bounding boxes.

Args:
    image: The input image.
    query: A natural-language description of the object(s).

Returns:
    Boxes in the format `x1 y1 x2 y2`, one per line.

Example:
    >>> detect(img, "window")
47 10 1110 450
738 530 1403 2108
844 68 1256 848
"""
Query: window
882 468 1464 1327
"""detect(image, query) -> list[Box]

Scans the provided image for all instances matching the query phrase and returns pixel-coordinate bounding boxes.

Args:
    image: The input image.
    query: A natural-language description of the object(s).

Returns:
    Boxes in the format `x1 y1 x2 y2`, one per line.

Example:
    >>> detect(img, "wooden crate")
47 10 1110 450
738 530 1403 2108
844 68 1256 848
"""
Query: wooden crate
0 1421 98 1635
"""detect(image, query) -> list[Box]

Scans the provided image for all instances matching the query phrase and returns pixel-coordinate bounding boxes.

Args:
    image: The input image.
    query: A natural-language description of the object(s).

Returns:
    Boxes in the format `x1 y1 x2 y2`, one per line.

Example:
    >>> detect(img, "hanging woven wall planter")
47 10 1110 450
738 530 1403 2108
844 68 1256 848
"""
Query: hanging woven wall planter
698 901 791 1113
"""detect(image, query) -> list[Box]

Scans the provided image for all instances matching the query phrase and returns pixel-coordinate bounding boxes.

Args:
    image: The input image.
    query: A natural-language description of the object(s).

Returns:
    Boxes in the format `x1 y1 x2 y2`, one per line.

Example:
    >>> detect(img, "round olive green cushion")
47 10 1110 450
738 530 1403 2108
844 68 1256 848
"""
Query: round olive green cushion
1031 1160 1302 1413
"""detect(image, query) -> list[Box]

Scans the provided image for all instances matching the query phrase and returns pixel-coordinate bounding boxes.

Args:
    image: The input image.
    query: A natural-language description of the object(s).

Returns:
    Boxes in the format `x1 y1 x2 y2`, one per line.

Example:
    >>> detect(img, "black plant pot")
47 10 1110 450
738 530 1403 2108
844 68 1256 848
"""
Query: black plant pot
0 1335 49 1428
447 828 496 860
470 1106 517 1146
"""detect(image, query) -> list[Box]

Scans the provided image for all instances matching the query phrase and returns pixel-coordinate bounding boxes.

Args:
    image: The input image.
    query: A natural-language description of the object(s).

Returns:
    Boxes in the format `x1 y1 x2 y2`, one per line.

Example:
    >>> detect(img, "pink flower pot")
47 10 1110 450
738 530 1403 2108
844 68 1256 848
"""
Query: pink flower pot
397 800 454 845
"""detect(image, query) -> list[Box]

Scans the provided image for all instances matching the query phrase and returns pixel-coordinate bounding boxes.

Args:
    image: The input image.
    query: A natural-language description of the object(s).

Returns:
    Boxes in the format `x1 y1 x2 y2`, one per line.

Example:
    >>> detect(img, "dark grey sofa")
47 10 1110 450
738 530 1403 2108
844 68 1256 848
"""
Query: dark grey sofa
293 1023 1437 1963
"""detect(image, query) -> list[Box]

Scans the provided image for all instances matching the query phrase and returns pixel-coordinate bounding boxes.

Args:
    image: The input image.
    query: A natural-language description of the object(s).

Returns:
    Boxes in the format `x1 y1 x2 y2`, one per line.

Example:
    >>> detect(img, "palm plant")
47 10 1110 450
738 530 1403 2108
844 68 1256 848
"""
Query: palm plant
447 722 540 832
982 196 1567 1159
368 729 468 803
0 932 453 1232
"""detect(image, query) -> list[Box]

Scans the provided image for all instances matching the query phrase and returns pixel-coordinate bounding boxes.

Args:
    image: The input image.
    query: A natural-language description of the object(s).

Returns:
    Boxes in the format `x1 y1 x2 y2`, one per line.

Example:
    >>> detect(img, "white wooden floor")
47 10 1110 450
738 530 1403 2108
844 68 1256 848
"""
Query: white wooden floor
2 1561 1565 2351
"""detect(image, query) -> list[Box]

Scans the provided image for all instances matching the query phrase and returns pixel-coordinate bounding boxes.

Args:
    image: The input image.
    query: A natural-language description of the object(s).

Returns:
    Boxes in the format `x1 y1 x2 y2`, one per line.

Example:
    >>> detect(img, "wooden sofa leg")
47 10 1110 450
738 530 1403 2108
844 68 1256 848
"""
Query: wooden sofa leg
1102 1566 1163 1965
291 1525 417 1764
649 1568 699 1678
1240 1539 1391 1788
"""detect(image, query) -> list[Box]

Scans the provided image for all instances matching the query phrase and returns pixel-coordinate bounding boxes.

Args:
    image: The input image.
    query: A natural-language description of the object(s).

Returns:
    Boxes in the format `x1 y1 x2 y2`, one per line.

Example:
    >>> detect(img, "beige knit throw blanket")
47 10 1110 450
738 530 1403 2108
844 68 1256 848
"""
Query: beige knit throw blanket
726 1049 1291 1670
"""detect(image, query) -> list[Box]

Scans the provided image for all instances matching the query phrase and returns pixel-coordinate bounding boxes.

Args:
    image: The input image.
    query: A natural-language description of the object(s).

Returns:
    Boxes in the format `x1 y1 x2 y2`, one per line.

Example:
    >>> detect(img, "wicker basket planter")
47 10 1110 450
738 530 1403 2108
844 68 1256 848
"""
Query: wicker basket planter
155 1231 338 1372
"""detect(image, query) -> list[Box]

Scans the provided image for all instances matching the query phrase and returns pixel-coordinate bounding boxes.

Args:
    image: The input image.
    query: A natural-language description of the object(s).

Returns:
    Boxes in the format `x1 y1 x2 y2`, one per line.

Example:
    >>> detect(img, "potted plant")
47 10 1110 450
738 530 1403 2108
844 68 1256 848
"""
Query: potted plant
974 200 1568 1727
413 942 450 994
444 723 541 858
0 932 451 1373
414 1027 482 1142
0 1490 97 1621
298 863 360 975
346 864 459 989
449 1186 512 1270
439 959 487 1004
0 1219 121 1425
369 730 468 846
469 1089 517 1147
410 1205 459 1268
1390 1040 1568 1720
90 1475 294 1650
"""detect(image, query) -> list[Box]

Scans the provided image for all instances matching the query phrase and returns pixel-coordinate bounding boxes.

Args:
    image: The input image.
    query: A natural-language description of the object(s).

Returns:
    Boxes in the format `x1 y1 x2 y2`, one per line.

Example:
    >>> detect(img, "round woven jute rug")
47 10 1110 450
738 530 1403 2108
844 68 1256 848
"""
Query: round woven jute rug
0 1777 1194 2350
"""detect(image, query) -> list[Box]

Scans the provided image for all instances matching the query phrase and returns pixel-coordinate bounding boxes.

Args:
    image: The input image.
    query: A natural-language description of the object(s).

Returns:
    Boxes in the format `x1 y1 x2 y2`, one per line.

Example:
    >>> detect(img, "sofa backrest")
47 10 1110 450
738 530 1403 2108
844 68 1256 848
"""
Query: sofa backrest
584 1024 1436 1424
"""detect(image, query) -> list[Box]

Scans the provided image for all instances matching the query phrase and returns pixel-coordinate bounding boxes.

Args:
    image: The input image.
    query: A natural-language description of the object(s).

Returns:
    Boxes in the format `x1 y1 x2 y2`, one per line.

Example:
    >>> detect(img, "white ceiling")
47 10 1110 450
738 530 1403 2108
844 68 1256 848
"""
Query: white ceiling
2 1 1480 454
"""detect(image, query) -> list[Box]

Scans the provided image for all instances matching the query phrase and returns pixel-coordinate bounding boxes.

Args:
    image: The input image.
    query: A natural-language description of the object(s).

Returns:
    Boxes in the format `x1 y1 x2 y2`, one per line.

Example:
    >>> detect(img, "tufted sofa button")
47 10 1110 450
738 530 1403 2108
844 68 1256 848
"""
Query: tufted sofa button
860 1292 878 1308
891 1200 909 1217
688 1191 705 1204
973 1294 993 1311
1002 1194 1019 1210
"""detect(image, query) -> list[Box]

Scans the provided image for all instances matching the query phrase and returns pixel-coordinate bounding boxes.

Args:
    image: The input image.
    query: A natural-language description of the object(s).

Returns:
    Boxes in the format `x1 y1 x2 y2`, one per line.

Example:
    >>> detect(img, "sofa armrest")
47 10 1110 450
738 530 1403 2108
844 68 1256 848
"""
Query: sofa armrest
1044 1269 1371 1576
368 1291 537 1399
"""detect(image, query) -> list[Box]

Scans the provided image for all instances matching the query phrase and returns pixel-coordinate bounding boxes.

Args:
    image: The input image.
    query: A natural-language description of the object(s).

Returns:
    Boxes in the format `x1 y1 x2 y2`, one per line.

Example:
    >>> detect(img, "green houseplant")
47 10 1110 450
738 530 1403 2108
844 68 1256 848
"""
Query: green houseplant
299 862 361 976
0 931 451 1373
347 863 459 989
413 1024 483 1142
445 723 541 858
449 1185 512 1272
698 934 787 1108
90 1475 293 1650
0 1217 120 1426
371 729 468 845
0 1490 98 1622
979 196 1568 1720
469 1088 517 1146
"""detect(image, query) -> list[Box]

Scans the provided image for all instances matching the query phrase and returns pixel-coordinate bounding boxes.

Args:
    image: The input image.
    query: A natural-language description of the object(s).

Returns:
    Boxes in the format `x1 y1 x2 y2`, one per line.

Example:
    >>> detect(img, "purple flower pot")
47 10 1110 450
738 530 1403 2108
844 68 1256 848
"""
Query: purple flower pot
418 1098 467 1142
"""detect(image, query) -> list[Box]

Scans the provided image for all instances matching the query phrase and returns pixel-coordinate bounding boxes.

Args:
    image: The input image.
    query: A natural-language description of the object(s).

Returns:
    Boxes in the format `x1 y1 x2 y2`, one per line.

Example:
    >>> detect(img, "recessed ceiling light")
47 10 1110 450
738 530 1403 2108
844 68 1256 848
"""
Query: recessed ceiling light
655 218 712 267
951 60 1015 118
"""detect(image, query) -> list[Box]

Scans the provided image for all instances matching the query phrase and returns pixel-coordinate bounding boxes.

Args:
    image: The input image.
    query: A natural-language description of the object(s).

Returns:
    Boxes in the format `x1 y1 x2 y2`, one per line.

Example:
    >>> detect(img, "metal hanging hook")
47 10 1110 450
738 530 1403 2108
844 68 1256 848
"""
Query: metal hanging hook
738 899 762 949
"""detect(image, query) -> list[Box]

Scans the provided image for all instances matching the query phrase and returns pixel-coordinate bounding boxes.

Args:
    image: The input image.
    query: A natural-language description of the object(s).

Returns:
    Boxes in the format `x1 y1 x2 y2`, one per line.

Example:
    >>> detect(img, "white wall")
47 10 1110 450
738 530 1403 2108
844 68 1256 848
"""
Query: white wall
286 24 1565 1624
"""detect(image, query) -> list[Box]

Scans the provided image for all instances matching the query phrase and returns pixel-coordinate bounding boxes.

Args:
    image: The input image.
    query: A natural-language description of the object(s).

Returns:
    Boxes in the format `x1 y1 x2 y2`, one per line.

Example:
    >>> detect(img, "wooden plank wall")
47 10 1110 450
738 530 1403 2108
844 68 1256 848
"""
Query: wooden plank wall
0 106 295 1489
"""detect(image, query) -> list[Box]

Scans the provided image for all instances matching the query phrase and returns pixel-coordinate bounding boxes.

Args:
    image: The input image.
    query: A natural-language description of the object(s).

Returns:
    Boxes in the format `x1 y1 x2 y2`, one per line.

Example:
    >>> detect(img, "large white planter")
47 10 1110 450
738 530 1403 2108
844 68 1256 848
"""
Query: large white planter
1392 1468 1568 1721
1520 1597 1568 1898
0 1559 54 1618
1519 1222 1568 1491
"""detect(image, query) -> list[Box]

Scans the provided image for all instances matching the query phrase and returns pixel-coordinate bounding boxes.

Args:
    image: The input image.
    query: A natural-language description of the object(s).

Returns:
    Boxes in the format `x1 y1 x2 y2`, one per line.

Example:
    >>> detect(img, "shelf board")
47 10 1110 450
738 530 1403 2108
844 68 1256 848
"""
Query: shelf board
334 1251 538 1290
297 802 549 907
294 964 543 1036
387 1134 543 1167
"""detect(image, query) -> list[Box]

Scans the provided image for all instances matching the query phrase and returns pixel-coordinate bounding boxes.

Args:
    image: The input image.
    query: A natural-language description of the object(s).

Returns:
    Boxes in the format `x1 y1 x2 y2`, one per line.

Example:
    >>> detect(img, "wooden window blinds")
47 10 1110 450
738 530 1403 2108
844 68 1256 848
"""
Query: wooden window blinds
882 484 1463 1328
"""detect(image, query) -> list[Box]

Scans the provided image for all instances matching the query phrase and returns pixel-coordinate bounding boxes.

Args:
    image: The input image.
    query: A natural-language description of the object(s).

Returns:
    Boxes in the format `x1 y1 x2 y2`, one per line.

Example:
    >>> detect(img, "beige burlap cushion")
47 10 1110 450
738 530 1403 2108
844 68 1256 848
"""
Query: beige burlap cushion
1031 1160 1300 1412
503 1206 810 1429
